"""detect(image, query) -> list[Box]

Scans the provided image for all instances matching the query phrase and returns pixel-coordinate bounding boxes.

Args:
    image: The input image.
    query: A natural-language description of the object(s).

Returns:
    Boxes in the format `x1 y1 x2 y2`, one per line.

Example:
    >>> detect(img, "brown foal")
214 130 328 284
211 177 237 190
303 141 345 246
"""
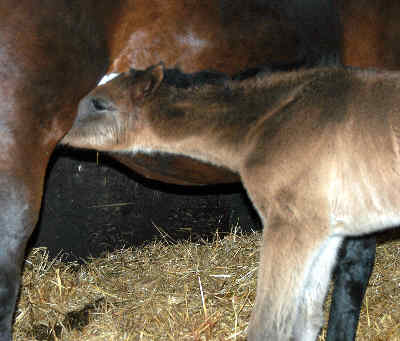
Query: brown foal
63 64 400 340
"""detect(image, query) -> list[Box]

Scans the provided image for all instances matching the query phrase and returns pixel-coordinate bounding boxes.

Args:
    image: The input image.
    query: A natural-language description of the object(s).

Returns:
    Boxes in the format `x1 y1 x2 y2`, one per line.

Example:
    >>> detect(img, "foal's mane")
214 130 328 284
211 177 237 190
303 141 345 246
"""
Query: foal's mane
129 64 337 104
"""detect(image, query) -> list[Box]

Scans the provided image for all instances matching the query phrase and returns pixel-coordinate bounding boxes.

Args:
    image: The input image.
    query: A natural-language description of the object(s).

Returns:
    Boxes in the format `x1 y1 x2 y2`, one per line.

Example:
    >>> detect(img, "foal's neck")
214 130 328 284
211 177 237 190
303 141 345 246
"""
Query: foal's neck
142 71 308 172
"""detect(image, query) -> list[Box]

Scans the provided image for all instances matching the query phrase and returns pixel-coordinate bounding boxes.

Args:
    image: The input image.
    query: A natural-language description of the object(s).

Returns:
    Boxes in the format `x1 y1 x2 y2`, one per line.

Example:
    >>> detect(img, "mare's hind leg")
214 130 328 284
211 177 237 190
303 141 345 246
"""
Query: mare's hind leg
0 174 39 340
247 218 343 341
326 235 376 341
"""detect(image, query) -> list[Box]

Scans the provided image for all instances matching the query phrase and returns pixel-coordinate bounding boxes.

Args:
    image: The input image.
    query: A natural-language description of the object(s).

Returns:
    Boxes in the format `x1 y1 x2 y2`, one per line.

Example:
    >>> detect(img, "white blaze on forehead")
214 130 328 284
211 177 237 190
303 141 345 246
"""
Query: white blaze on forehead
98 73 120 85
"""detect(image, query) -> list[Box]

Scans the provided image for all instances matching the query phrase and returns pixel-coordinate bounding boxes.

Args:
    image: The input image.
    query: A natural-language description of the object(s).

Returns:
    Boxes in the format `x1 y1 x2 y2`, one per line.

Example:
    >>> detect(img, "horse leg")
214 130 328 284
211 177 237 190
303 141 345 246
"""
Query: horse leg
247 217 343 341
326 235 376 341
292 234 344 340
0 171 42 340
0 118 61 340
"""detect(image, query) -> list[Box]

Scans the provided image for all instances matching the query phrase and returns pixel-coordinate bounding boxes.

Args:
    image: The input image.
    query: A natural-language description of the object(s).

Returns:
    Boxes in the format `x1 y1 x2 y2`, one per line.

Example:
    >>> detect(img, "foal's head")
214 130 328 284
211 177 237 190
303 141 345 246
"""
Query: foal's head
63 64 166 151
63 63 230 152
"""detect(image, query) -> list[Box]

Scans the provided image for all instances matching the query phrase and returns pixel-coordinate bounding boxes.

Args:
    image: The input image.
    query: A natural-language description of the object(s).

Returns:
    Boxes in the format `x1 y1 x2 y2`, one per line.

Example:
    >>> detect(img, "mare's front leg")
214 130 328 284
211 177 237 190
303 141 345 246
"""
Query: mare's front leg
247 212 343 341
326 235 376 341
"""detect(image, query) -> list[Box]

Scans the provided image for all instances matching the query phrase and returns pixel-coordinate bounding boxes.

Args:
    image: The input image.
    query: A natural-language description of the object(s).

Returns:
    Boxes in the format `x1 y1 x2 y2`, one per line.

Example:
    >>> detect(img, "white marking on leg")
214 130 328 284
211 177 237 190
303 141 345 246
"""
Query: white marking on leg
294 235 344 341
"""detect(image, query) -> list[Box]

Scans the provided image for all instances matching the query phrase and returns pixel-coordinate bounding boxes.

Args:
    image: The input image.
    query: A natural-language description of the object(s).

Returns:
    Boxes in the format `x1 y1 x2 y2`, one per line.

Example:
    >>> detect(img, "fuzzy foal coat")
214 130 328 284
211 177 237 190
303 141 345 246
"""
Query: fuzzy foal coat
63 65 400 340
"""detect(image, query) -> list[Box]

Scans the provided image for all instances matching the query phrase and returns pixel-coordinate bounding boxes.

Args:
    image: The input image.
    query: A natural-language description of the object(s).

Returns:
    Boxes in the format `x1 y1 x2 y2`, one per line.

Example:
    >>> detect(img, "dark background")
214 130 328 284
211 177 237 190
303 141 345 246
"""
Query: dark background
28 148 260 260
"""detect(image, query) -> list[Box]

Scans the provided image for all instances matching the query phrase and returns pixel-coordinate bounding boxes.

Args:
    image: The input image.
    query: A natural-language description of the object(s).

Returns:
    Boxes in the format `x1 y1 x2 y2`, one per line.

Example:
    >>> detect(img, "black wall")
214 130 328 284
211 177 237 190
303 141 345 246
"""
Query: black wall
29 148 260 260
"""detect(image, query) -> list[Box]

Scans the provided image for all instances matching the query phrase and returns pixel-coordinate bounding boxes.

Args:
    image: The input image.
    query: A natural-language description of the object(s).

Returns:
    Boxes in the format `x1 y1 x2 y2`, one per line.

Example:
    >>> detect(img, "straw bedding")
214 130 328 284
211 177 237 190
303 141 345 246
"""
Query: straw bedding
13 227 400 340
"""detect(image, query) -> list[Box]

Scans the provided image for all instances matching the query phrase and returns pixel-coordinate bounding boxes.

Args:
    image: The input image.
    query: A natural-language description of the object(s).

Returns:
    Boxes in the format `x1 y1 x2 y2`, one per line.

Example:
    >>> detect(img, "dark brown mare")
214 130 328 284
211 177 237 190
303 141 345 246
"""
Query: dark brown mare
63 64 400 341
0 0 382 339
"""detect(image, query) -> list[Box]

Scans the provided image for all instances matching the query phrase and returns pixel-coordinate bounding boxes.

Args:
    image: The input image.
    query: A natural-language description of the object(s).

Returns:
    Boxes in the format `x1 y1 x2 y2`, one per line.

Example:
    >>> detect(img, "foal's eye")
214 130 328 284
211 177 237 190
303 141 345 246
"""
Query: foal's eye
91 98 112 111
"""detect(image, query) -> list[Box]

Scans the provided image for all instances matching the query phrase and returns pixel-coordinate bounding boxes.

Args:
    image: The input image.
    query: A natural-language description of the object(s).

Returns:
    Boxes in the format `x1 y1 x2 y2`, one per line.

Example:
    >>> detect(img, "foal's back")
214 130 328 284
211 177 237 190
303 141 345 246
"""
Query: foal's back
243 68 400 236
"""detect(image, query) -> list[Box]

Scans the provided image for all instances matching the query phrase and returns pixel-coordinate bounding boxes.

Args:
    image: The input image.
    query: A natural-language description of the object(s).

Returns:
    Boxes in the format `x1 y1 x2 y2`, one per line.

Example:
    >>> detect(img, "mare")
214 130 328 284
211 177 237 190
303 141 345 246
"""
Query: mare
63 64 400 340
0 0 377 339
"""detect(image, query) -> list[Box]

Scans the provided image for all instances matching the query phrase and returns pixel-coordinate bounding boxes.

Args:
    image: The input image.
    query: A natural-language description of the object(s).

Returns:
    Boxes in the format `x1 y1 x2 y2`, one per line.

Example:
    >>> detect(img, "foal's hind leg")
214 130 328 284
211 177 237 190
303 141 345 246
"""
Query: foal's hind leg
247 217 342 341
292 234 344 340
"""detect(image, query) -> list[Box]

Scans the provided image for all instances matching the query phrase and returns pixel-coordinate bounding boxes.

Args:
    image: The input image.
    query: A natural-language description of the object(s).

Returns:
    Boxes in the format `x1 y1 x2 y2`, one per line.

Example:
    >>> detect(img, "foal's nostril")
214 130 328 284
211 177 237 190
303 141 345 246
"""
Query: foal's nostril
91 98 109 111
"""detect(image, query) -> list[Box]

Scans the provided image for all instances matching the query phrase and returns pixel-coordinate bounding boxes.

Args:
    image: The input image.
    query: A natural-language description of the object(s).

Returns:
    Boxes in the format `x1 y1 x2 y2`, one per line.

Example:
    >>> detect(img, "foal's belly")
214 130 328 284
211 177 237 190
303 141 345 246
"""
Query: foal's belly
330 175 400 236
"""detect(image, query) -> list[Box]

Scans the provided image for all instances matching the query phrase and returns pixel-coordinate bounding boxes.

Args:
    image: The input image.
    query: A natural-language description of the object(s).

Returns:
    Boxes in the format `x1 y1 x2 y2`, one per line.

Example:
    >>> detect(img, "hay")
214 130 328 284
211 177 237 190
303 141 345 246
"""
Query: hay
13 227 400 340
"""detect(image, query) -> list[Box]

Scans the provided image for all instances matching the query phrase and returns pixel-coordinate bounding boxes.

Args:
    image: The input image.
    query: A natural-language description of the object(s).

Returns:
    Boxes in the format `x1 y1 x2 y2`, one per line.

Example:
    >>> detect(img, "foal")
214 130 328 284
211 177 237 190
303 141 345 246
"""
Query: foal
63 64 400 340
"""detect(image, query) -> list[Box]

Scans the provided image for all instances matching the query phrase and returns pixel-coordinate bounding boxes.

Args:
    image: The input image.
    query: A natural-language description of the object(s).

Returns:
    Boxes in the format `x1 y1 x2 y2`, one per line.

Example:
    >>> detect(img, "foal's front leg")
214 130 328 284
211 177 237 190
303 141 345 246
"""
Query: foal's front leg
247 216 342 341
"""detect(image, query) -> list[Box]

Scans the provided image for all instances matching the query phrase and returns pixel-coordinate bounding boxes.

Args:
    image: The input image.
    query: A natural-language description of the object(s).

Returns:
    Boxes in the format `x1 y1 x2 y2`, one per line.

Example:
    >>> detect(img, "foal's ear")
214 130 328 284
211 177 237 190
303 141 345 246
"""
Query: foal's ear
131 62 165 100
